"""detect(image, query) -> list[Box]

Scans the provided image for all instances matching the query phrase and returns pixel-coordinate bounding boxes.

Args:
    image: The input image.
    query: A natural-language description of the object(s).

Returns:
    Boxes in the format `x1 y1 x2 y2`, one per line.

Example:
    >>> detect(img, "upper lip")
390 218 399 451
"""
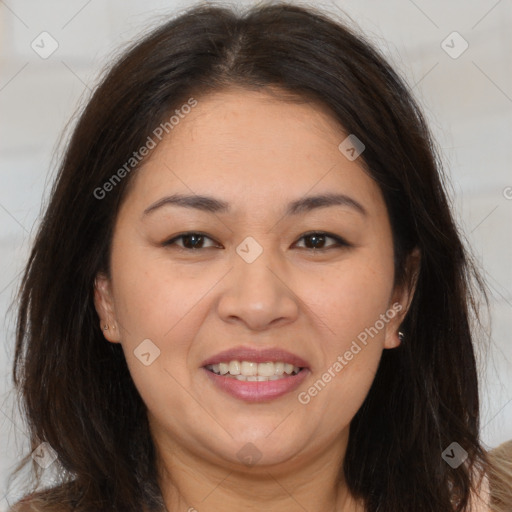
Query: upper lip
200 346 310 369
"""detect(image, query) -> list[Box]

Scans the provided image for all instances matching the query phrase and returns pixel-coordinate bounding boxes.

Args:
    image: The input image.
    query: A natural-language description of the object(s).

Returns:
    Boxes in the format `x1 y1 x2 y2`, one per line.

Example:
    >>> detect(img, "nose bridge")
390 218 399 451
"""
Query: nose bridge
216 235 299 330
234 234 285 301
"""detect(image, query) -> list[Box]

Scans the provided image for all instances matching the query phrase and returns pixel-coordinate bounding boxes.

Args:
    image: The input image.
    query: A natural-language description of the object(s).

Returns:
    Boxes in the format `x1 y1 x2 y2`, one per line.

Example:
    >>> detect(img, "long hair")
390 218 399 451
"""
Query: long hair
11 2 489 510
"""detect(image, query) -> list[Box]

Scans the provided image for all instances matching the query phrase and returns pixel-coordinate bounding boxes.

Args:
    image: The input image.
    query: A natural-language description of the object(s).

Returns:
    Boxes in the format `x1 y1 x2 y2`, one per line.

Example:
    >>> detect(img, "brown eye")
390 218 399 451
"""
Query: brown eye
163 232 220 250
162 231 349 252
294 232 349 250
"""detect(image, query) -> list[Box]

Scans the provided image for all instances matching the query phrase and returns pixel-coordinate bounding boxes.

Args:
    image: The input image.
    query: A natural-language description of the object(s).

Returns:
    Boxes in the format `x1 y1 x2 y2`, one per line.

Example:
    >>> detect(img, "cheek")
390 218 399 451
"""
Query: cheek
293 249 394 418
299 249 395 346
110 266 203 428
111 243 209 341
108 246 206 401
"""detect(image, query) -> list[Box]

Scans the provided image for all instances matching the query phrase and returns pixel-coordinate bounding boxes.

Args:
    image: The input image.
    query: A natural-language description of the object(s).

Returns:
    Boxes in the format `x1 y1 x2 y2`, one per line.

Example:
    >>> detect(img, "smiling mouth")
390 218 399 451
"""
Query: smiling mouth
204 360 303 382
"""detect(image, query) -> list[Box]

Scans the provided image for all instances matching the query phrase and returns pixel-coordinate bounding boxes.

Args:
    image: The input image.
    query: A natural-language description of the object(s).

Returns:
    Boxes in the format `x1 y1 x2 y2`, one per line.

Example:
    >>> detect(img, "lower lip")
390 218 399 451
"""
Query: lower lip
202 367 309 402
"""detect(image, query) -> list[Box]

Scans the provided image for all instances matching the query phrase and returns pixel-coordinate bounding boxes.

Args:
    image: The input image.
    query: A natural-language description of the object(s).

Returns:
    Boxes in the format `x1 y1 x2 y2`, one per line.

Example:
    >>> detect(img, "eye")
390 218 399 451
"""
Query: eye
293 231 350 251
163 232 221 250
162 231 350 252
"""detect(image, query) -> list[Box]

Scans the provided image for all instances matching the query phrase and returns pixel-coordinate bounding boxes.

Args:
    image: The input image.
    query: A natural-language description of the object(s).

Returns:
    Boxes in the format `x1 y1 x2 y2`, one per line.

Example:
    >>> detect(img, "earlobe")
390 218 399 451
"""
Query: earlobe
384 328 403 349
93 273 121 343
384 247 421 350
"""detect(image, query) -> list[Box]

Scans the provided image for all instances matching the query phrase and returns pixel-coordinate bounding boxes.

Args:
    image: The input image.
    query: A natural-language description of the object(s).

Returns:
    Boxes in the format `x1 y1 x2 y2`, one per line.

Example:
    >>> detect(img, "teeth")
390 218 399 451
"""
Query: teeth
206 360 302 379
284 363 294 375
241 361 258 376
274 362 284 375
257 362 275 377
228 360 241 375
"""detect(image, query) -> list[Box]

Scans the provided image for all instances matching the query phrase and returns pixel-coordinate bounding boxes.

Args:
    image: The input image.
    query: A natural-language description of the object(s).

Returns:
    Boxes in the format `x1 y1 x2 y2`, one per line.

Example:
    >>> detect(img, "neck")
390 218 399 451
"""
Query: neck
152 425 362 512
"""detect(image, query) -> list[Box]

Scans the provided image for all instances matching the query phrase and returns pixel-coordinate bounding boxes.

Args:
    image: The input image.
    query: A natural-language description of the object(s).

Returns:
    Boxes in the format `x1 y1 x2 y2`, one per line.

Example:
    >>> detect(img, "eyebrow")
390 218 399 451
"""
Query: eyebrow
142 192 367 217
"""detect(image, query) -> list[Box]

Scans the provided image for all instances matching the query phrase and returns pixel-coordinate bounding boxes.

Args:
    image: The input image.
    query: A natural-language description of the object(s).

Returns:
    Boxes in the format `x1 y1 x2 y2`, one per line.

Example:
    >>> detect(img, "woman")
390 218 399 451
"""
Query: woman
10 2 492 511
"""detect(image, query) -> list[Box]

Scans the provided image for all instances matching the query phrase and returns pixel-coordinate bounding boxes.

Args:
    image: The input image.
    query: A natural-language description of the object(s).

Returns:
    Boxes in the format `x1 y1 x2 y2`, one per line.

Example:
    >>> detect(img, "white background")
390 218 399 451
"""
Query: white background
1 0 511 508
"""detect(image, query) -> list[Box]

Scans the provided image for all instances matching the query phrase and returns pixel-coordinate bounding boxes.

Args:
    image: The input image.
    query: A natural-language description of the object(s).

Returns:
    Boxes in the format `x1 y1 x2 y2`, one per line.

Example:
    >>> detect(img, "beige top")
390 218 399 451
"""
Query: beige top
471 472 492 511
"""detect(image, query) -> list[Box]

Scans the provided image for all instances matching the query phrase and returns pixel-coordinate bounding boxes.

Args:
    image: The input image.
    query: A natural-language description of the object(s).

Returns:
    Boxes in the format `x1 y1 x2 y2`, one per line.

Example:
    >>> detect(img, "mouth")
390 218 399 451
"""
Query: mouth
200 347 310 402
204 360 303 381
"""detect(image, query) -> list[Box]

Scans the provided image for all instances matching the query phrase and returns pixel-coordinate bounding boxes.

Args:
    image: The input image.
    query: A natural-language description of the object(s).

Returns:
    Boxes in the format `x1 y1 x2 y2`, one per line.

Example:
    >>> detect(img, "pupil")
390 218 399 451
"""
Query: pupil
181 234 325 250
184 234 202 249
307 234 324 249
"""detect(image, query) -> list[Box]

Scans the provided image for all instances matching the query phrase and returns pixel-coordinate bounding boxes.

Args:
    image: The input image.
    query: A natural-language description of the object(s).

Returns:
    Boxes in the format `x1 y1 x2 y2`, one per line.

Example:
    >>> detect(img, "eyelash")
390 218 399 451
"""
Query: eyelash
162 231 350 252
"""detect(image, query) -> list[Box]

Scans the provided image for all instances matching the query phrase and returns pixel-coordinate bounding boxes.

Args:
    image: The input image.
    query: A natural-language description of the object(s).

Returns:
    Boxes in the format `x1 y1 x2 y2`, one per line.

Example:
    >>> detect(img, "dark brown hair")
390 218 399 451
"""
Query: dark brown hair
11 2 490 511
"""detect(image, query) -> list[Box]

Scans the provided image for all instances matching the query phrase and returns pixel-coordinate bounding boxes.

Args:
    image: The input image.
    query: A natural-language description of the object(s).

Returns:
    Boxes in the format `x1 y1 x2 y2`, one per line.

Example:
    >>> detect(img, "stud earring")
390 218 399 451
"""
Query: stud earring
103 324 109 331
398 331 405 342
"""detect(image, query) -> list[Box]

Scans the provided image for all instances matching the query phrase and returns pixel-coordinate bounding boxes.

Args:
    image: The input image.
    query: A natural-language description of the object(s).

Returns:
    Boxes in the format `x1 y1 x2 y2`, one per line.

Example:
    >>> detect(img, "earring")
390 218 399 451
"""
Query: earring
103 324 109 331
398 331 405 342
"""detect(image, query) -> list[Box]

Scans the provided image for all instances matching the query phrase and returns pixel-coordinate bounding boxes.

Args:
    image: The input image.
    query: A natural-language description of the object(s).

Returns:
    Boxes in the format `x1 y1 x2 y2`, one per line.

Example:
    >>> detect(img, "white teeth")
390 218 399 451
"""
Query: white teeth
218 362 229 375
257 362 275 377
241 361 258 376
228 360 241 375
284 363 294 375
274 362 284 375
206 360 302 380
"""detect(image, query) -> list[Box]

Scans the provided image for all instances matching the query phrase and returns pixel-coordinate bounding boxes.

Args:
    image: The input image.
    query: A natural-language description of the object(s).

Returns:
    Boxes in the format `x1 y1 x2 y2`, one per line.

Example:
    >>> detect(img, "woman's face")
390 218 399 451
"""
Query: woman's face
95 87 411 472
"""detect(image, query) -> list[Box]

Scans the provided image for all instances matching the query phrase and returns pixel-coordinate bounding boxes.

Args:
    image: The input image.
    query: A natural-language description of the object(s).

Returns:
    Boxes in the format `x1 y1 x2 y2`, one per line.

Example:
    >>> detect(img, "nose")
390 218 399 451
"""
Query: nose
216 247 300 331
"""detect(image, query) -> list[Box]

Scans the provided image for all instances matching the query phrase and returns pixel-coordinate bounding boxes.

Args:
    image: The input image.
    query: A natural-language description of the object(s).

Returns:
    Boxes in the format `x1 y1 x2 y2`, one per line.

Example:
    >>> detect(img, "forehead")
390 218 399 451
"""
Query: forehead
122 87 384 216
167 86 347 160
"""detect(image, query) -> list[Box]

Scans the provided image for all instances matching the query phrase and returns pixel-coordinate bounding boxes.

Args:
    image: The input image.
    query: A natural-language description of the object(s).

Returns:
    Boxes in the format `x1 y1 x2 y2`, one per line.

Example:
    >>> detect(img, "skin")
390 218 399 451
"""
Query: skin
94 86 419 512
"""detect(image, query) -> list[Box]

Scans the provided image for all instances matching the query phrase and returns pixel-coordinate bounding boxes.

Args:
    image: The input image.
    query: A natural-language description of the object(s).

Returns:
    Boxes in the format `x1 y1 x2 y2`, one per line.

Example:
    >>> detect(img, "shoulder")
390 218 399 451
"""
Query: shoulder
9 499 42 512
469 470 492 512
9 495 72 512
8 481 79 512
9 504 72 512
486 441 512 512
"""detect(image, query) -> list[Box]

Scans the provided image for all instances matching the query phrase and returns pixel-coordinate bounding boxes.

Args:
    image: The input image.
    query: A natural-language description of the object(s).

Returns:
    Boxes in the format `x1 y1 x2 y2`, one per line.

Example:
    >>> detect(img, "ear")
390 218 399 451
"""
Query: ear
93 272 121 343
384 247 421 349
